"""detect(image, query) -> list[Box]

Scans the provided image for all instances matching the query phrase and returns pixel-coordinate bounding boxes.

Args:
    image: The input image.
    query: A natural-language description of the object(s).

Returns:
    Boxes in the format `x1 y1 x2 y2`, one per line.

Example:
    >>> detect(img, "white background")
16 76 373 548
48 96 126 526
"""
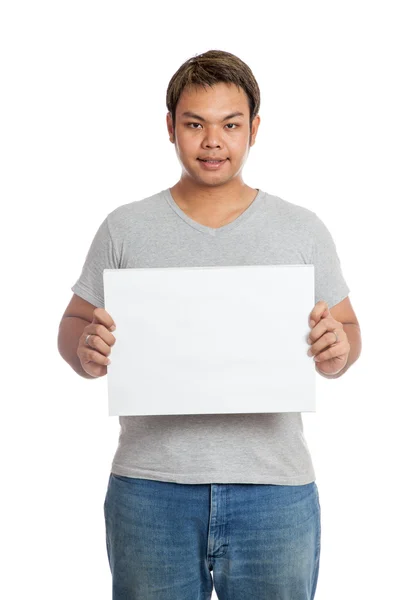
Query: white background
1 1 398 598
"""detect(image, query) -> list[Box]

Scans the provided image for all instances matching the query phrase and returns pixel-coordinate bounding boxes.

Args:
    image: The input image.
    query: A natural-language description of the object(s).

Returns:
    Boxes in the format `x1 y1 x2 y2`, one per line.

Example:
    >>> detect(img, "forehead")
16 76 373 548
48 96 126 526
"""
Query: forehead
176 82 249 117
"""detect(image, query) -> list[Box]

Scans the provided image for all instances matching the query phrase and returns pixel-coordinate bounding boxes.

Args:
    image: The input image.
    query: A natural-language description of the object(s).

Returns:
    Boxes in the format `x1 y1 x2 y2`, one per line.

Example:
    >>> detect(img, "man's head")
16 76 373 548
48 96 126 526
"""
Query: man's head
166 50 261 189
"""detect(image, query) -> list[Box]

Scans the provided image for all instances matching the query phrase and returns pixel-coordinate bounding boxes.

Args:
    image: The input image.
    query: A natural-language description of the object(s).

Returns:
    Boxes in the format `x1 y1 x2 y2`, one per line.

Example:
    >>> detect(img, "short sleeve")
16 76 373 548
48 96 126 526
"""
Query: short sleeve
311 213 350 309
71 215 119 308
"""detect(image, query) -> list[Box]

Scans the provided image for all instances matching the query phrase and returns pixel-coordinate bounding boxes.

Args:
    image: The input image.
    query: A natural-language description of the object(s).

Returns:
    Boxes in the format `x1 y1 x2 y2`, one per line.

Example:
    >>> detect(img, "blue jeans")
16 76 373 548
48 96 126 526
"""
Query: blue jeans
104 474 321 599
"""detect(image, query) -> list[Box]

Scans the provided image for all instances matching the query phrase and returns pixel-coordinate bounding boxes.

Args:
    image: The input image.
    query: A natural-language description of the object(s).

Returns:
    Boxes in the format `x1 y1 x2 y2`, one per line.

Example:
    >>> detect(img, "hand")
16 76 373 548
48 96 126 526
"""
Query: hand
77 308 117 378
307 300 350 376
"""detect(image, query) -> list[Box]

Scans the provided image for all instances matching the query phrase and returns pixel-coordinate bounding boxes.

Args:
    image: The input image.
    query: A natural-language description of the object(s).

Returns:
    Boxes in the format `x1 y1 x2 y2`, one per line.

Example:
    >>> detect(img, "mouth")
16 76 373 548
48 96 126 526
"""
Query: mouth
197 158 228 170
198 158 227 162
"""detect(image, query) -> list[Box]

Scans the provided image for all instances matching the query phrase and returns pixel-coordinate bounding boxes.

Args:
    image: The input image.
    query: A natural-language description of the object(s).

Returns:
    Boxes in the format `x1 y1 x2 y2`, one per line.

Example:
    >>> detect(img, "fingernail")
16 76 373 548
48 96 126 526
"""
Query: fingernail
110 325 116 331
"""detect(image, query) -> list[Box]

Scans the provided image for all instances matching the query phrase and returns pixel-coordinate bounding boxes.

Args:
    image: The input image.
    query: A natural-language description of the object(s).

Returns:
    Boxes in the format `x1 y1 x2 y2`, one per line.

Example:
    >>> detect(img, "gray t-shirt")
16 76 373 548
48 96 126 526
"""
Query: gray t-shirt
71 187 350 485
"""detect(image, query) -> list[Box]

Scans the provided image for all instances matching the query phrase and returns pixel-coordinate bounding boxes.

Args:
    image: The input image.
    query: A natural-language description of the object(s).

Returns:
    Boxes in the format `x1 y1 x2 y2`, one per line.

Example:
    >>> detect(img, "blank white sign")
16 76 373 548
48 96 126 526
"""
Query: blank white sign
103 265 315 416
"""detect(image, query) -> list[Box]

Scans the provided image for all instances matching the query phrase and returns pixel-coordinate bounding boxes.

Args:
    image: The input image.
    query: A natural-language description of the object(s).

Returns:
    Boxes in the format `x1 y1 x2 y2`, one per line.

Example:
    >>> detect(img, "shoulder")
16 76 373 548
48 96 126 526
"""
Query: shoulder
262 190 318 230
105 189 165 234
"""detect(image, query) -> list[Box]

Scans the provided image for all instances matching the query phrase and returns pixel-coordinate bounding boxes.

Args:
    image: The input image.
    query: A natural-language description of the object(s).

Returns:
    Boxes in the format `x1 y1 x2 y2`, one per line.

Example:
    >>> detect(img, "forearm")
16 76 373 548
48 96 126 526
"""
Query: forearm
58 316 96 379
316 322 362 379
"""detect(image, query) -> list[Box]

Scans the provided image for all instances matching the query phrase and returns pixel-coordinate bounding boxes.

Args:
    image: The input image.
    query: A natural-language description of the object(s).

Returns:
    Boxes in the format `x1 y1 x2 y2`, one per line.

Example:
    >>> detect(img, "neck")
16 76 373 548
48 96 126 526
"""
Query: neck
170 179 255 213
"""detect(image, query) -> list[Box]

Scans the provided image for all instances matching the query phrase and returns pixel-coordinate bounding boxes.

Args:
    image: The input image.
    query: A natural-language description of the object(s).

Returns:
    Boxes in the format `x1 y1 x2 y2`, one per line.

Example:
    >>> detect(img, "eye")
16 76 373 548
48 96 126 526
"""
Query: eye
186 122 239 130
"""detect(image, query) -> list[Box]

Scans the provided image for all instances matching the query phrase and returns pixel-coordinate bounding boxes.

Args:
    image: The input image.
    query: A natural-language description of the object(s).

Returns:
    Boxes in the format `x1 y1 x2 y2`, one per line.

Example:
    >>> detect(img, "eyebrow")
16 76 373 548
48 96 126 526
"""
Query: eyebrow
181 111 245 122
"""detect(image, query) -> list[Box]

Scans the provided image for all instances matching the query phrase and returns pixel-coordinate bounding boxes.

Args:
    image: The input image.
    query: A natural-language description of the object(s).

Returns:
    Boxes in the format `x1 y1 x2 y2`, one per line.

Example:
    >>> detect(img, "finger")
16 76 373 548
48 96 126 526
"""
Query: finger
80 347 111 366
92 307 116 331
85 324 116 355
308 329 342 356
77 336 112 365
308 316 338 345
314 341 349 363
309 301 329 328
82 361 108 378
309 308 329 330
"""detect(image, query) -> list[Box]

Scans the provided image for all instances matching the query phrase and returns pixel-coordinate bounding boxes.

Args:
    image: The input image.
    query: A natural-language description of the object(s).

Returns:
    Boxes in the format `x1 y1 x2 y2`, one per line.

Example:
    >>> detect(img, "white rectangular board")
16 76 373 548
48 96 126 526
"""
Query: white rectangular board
104 265 315 416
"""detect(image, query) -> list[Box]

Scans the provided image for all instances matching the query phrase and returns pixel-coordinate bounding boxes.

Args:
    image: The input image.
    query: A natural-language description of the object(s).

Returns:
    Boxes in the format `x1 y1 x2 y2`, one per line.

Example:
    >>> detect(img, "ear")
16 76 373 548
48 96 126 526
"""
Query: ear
250 114 261 146
166 112 174 142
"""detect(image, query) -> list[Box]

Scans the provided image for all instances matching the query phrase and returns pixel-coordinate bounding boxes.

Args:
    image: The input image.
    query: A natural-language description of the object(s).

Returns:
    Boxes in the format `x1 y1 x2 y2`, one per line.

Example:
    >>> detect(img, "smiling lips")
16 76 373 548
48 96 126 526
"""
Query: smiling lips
197 158 228 170
198 158 227 161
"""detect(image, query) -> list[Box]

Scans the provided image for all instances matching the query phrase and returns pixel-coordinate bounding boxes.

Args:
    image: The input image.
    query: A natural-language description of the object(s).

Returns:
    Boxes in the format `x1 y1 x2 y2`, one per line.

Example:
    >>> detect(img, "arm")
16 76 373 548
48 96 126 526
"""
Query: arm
58 316 96 379
57 294 98 379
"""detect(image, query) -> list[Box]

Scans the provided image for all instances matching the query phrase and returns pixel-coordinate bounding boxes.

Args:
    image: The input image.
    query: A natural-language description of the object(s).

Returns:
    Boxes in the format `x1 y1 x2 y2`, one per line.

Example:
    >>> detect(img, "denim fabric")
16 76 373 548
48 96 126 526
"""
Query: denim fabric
104 474 321 599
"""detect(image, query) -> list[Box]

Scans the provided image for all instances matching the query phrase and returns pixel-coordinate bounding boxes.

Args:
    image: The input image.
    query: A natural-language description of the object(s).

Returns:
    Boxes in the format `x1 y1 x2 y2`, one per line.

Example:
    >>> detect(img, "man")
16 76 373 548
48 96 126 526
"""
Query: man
58 50 361 599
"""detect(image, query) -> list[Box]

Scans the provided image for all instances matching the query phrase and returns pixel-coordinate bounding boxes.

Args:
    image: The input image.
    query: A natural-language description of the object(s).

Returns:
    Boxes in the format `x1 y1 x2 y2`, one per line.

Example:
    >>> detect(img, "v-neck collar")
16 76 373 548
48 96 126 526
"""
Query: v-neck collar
162 187 264 237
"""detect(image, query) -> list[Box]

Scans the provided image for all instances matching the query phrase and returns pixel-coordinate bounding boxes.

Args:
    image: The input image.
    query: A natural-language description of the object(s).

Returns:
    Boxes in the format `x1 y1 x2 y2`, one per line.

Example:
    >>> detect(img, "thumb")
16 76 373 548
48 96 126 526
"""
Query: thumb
314 307 330 327
321 307 330 322
92 307 116 331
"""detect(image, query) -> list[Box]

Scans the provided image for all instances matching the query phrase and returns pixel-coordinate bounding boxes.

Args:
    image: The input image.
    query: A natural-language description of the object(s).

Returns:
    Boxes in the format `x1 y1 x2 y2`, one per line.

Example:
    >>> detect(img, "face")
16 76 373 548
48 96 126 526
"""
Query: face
166 82 260 189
